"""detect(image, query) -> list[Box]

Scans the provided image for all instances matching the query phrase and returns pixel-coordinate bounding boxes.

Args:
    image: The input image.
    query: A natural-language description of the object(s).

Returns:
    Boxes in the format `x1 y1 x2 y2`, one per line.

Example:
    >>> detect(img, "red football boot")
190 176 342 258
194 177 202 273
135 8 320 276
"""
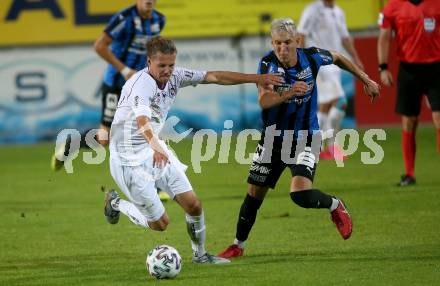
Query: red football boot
218 244 244 258
331 199 353 240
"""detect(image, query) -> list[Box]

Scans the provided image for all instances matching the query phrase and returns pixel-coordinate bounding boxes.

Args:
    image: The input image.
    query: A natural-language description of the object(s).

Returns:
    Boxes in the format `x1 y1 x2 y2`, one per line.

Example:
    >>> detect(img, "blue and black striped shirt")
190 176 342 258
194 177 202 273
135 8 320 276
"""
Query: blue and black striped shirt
103 5 165 88
258 47 333 143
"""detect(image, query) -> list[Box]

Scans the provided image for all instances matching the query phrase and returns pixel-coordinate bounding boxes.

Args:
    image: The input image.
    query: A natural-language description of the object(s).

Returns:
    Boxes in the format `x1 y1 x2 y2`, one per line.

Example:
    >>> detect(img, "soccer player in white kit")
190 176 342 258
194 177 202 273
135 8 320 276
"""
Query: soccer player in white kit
104 36 283 264
298 0 363 160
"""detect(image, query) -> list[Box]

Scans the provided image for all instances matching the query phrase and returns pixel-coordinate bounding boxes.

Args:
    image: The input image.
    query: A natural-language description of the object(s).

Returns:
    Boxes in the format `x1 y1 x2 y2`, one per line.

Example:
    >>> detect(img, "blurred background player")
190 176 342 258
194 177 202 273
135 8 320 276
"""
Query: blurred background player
51 0 170 200
104 36 283 264
297 0 364 160
378 0 440 187
218 18 379 259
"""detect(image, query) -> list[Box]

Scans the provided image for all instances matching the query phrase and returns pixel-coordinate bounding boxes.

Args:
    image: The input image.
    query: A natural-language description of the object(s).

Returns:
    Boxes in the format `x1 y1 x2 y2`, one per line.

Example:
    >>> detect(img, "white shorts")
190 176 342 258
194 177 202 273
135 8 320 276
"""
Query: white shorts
109 146 192 222
316 65 345 104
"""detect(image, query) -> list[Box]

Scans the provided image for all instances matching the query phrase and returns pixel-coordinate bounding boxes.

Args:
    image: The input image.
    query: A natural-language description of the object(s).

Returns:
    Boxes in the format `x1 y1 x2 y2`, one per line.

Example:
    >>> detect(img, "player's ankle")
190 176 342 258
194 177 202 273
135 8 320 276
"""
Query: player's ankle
233 239 245 249
329 198 339 212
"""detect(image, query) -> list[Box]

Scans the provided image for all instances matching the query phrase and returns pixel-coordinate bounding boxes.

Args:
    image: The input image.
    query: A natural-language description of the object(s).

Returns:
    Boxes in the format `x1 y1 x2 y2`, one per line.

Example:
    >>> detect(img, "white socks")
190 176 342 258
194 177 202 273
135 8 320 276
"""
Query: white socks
233 239 245 249
317 111 329 132
113 199 149 228
318 111 333 147
112 199 209 256
185 213 206 257
329 198 340 212
329 106 345 131
319 107 345 147
328 107 345 146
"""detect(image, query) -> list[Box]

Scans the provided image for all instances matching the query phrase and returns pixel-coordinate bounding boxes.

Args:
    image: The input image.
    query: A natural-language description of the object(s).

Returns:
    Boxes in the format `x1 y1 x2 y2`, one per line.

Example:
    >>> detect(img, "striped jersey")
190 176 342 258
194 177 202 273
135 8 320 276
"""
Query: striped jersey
258 47 333 144
103 5 165 88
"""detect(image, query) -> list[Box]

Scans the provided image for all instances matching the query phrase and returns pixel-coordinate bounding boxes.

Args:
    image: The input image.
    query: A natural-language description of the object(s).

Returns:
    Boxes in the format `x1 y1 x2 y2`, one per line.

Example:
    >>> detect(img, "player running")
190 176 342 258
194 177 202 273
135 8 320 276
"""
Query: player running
104 36 283 264
218 18 379 259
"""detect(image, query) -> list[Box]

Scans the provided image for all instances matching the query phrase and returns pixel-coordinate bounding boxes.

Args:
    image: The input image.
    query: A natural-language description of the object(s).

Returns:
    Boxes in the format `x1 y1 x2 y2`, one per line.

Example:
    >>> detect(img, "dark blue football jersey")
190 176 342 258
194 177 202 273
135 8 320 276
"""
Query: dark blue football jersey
258 47 333 143
103 5 165 88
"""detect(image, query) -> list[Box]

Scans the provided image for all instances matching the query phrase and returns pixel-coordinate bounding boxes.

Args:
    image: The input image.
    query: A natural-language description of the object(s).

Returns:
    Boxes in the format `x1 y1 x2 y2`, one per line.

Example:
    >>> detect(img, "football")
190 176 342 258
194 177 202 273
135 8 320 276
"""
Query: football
146 245 182 279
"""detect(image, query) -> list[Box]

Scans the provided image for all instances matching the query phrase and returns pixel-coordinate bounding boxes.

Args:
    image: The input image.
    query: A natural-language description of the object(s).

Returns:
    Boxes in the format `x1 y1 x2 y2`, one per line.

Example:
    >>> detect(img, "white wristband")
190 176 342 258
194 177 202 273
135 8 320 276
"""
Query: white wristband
120 66 131 78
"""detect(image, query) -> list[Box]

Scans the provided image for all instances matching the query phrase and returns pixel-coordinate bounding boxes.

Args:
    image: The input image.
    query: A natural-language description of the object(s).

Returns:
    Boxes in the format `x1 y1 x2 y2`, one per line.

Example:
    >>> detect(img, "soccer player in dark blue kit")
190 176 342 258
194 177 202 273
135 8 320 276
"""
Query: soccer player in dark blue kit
219 18 379 258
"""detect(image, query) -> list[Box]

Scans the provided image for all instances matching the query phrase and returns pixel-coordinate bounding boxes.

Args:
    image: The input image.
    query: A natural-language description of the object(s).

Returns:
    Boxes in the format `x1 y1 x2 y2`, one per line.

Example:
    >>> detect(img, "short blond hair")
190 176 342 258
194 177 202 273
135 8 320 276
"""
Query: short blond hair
146 36 177 58
270 18 297 35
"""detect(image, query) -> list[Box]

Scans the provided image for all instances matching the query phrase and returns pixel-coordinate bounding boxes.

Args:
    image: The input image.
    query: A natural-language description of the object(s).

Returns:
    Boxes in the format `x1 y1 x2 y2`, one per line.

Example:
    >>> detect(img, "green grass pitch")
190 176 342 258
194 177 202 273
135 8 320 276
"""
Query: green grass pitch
1 127 439 285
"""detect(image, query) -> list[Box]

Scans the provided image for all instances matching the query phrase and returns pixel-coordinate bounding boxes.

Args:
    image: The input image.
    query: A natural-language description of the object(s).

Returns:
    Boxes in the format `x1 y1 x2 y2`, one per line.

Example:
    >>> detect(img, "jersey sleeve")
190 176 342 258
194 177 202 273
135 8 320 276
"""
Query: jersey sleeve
257 51 275 74
297 5 316 35
175 67 207 88
379 1 395 29
306 47 334 69
122 74 154 119
104 13 128 41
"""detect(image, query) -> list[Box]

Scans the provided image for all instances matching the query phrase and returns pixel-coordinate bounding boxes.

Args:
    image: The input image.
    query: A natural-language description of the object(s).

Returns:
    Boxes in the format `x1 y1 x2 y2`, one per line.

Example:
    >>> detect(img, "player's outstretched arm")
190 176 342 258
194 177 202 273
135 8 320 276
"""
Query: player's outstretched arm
257 81 310 109
202 71 284 86
330 51 380 102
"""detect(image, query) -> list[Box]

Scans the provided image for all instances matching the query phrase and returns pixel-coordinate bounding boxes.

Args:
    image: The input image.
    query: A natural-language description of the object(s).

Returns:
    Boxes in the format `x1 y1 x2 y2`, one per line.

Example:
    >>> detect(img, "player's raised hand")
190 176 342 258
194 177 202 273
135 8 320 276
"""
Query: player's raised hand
363 78 380 102
258 74 285 86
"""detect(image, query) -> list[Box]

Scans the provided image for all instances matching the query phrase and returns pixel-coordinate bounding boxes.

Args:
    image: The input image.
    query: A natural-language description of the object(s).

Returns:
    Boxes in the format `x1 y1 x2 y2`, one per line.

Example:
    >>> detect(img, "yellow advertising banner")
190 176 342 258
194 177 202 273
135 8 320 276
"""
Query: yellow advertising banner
0 0 381 47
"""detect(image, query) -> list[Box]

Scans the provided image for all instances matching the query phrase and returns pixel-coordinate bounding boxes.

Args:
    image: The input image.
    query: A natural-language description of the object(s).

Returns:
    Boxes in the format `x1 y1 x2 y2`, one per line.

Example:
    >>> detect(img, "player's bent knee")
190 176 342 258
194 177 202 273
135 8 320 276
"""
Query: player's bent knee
247 184 268 200
185 199 202 216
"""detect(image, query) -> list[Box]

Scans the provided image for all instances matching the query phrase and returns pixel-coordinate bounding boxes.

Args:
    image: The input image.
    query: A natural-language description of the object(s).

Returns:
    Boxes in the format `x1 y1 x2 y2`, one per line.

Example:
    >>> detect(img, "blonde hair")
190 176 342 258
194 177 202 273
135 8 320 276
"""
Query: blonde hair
270 18 297 35
146 36 177 58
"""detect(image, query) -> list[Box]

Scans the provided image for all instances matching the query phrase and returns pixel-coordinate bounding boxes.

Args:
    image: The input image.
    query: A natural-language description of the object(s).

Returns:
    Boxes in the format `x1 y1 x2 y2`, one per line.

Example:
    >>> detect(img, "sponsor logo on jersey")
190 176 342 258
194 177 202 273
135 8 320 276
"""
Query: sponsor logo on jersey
274 83 292 93
168 82 177 99
285 95 312 105
151 94 162 106
297 67 312 80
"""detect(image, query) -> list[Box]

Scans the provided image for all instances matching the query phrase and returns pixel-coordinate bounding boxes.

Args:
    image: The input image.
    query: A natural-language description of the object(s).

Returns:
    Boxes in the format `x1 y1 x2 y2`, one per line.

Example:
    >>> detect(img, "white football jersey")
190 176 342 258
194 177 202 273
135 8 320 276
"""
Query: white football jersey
297 0 350 53
110 67 206 166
